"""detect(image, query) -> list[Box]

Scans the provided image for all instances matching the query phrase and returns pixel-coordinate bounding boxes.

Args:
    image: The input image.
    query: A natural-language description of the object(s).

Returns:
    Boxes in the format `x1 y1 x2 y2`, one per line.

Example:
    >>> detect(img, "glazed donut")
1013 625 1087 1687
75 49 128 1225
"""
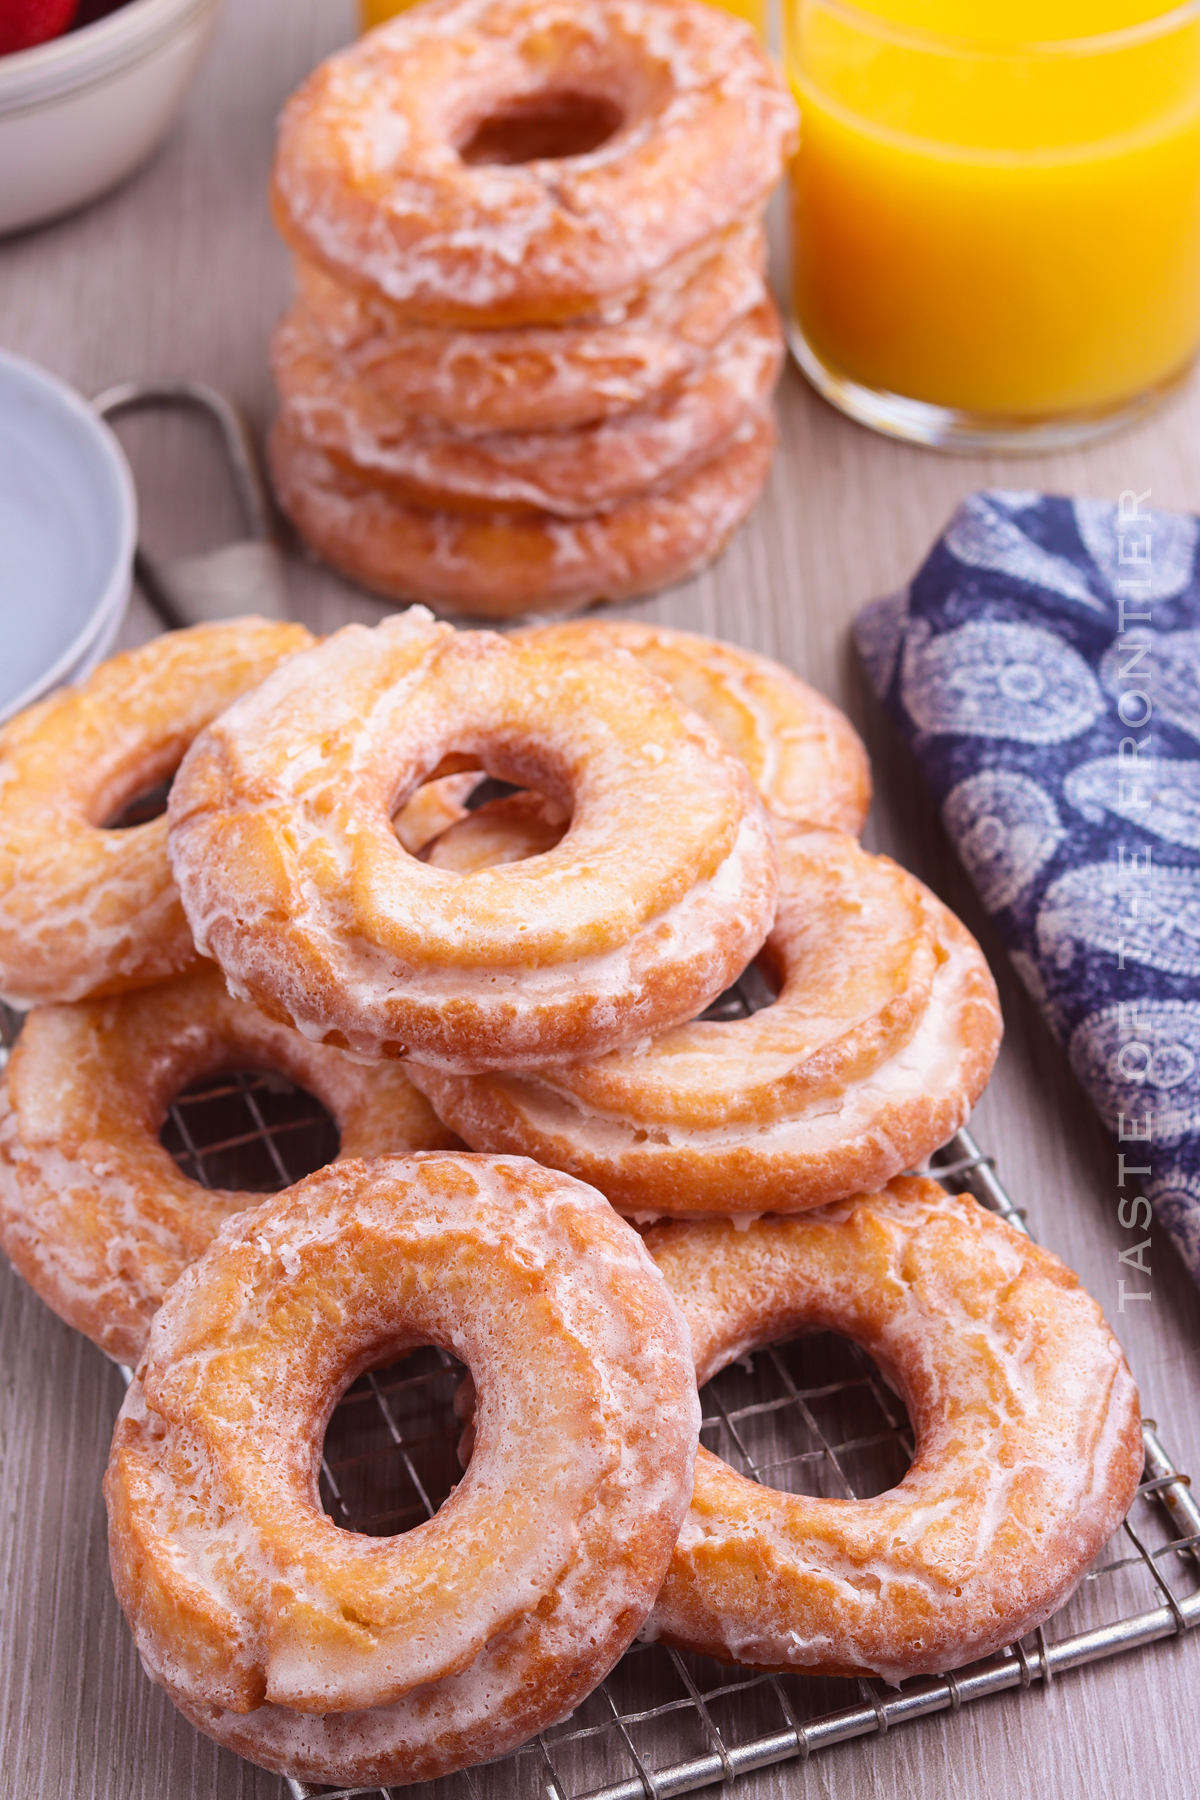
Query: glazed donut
408 824 1002 1213
518 620 871 833
272 296 782 517
167 611 778 1069
0 618 313 1008
268 408 776 617
271 0 798 327
0 964 460 1365
105 1154 700 1786
407 616 866 881
640 1179 1143 1681
292 223 767 433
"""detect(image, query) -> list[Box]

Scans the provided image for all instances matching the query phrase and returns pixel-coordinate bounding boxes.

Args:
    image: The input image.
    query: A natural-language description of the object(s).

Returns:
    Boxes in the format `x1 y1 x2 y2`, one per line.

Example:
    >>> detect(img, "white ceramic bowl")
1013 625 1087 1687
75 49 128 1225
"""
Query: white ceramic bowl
0 349 137 724
0 0 224 237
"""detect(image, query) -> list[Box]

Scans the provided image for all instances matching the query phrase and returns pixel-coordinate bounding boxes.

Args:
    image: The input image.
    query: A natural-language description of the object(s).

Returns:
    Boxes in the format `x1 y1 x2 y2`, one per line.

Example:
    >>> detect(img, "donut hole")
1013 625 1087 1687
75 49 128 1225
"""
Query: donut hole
101 772 176 830
318 1346 468 1536
466 776 522 809
700 1331 913 1501
458 91 625 166
421 779 571 872
159 1068 339 1192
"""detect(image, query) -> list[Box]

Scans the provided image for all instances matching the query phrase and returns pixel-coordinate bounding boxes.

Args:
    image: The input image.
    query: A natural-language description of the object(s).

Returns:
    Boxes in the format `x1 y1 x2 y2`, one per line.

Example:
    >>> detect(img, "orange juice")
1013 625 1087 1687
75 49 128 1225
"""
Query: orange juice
362 0 767 37
786 0 1200 440
706 0 768 34
360 0 422 23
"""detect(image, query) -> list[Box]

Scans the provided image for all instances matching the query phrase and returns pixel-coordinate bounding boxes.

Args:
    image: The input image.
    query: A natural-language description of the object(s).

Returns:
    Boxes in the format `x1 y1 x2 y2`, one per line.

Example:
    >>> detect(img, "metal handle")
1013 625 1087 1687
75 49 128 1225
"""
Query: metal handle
91 381 288 628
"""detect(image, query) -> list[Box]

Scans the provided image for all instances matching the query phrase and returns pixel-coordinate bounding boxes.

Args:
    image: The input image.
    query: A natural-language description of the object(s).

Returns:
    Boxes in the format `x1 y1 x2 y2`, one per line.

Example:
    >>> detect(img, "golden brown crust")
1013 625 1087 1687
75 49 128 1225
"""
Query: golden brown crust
0 618 313 1007
408 826 1003 1211
271 297 782 518
268 408 776 618
166 613 778 1070
271 0 797 327
0 965 460 1365
517 620 871 833
642 1180 1144 1682
290 223 767 433
104 1154 700 1785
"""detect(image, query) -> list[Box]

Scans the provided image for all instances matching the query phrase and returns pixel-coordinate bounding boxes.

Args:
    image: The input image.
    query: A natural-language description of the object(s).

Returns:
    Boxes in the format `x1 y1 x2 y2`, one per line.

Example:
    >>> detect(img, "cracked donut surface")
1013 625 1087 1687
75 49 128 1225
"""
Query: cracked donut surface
516 620 871 833
290 222 767 433
104 1153 700 1786
0 618 312 1008
271 0 798 326
0 964 460 1366
409 823 1001 1211
643 1178 1143 1682
166 610 778 1069
272 294 782 517
268 408 776 616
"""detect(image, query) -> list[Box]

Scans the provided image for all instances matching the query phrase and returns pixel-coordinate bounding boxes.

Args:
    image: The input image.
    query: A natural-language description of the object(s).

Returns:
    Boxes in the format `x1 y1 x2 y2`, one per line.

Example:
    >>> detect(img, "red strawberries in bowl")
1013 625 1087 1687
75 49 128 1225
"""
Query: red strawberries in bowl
0 0 80 55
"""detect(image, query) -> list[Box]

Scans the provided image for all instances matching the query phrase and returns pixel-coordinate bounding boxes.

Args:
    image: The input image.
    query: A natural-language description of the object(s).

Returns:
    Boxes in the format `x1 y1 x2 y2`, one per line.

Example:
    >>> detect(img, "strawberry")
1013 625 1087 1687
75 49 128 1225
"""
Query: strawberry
0 0 80 55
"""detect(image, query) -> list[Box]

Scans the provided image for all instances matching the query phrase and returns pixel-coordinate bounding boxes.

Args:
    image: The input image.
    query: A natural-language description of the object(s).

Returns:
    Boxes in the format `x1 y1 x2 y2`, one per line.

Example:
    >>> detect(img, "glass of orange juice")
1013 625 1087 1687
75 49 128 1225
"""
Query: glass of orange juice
785 1 1200 449
360 0 422 25
361 0 768 38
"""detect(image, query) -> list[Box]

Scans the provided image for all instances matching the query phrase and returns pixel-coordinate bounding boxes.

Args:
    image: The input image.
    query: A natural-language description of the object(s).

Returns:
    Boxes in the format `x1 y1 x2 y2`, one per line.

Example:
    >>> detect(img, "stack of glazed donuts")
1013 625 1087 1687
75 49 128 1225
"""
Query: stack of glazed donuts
267 0 798 618
0 612 1144 1789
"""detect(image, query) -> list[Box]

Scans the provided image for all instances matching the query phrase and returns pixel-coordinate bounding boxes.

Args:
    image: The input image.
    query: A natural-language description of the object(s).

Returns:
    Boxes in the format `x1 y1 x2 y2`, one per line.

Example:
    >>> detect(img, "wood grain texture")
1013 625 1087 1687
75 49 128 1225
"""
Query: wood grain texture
1 0 1198 1794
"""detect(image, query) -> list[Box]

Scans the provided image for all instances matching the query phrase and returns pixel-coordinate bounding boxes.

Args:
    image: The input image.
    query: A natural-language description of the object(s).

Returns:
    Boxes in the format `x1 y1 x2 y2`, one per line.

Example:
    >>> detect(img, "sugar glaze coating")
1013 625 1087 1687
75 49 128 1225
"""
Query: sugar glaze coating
272 295 782 517
384 619 868 859
167 611 778 1069
267 407 776 618
0 964 459 1365
517 620 872 833
644 1179 1143 1682
271 0 798 326
0 618 312 1007
409 825 1001 1212
105 1154 701 1786
290 222 766 433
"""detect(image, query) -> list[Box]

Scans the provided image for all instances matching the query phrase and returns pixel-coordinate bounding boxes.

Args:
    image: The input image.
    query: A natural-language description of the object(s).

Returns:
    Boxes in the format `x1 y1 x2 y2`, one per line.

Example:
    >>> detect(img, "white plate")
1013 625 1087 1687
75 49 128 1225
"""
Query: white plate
0 349 136 724
0 0 224 237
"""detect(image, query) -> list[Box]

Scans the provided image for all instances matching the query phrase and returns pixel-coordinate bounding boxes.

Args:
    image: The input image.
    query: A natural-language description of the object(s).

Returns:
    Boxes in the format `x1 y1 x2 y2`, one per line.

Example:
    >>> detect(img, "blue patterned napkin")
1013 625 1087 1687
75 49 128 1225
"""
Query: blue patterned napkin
855 490 1200 1291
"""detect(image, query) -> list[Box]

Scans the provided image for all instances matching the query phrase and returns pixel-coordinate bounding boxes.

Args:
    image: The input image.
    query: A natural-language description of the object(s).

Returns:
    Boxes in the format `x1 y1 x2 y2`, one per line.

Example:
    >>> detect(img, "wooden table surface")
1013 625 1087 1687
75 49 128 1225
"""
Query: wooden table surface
2 2 1199 1795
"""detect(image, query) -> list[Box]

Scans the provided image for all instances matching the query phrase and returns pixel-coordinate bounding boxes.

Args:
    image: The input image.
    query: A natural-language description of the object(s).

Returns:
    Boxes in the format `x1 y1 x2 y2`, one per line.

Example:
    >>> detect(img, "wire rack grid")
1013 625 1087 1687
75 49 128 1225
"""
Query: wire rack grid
1 979 1197 1800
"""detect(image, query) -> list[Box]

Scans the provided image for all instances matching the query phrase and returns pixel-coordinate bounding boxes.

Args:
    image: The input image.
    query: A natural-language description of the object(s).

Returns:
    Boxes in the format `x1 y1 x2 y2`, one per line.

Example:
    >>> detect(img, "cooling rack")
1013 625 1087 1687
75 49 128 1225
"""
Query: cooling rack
1 982 1197 1800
